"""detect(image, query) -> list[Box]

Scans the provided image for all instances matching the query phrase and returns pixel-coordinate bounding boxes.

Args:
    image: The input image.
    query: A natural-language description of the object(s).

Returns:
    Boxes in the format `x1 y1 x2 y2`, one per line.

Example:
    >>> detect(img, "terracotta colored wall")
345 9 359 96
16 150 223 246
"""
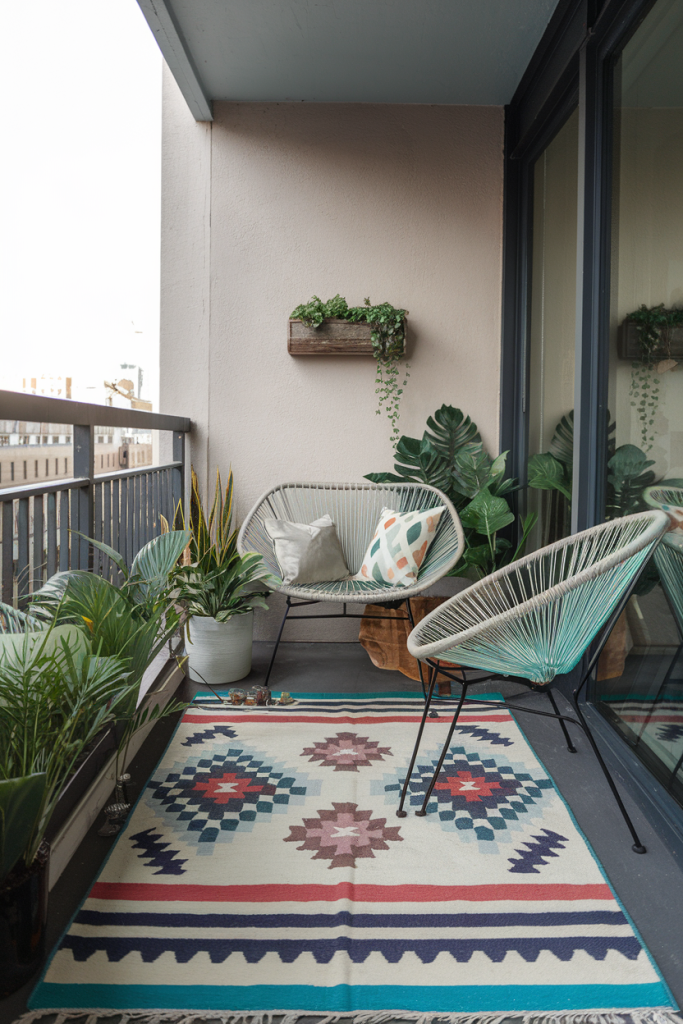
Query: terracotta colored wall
160 67 504 638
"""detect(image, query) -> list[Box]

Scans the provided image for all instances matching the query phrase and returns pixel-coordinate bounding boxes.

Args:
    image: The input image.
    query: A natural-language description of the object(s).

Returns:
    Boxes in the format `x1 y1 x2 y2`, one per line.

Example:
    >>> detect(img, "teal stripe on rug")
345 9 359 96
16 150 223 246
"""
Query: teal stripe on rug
31 982 672 1012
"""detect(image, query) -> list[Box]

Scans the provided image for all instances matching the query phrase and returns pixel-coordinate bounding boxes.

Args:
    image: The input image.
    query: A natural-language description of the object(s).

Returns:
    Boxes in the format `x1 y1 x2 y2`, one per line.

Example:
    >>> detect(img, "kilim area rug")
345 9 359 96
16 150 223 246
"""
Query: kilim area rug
27 692 678 1024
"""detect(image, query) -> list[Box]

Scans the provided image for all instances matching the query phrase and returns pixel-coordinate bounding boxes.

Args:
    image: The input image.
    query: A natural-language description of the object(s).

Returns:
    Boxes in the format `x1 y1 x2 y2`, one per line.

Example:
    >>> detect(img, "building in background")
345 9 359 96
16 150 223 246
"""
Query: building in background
0 369 153 489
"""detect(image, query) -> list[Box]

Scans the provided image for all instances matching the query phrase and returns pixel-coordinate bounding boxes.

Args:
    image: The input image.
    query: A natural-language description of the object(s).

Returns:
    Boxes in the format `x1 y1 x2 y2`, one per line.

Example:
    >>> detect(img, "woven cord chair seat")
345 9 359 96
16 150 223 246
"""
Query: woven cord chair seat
407 510 669 684
644 485 683 632
237 481 464 602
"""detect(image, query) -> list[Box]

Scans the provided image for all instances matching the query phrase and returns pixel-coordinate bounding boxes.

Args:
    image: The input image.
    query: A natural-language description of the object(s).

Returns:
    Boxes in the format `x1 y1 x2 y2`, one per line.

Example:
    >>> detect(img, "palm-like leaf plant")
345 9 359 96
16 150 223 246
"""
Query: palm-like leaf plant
30 529 191 680
27 529 192 783
0 630 132 883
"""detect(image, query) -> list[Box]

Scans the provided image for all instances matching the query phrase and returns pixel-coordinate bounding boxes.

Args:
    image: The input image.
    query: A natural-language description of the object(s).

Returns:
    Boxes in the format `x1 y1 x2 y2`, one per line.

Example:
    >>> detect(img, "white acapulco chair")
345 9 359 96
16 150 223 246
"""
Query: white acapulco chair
237 481 464 691
397 509 669 853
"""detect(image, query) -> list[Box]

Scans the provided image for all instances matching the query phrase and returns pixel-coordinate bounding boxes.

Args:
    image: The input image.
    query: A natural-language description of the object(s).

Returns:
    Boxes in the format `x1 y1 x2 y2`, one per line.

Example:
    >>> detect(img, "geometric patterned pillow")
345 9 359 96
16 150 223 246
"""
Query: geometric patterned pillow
354 506 445 587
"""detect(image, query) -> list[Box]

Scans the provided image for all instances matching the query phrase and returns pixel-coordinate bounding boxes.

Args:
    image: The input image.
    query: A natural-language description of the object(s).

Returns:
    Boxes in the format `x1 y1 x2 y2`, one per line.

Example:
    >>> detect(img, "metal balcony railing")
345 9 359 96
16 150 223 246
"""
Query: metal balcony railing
0 390 191 606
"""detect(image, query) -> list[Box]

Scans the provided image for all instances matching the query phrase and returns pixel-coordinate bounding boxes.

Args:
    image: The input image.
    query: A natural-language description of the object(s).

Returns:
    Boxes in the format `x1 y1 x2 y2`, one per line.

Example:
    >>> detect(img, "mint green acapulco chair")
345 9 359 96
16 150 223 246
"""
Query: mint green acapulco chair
642 486 683 779
397 510 669 853
237 482 464 692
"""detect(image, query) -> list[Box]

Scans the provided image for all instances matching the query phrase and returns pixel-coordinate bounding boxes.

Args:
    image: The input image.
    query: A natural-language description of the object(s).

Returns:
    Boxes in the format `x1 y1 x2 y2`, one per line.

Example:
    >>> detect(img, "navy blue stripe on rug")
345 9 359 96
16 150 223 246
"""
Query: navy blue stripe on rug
75 909 627 929
62 934 642 964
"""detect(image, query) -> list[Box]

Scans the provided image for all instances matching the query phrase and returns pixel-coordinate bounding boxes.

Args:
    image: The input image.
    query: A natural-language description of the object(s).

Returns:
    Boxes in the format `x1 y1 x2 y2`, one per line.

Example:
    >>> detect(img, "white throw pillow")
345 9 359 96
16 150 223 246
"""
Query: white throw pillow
354 506 445 587
264 514 350 585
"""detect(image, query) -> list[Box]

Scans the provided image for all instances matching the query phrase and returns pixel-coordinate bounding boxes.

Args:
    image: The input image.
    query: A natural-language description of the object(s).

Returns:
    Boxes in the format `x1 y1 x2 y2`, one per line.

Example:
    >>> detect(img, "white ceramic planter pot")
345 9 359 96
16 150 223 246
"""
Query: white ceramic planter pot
186 612 254 685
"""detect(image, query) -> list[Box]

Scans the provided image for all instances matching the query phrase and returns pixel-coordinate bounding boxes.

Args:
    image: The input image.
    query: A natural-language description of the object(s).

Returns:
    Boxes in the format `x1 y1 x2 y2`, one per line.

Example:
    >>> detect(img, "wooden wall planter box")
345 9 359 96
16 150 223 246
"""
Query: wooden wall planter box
617 319 683 360
288 318 375 355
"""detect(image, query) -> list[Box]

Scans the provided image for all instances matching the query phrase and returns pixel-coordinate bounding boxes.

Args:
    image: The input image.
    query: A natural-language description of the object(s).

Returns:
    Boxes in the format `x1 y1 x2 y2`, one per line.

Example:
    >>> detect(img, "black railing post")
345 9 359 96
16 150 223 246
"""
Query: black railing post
73 424 94 569
172 430 185 524
1 501 12 604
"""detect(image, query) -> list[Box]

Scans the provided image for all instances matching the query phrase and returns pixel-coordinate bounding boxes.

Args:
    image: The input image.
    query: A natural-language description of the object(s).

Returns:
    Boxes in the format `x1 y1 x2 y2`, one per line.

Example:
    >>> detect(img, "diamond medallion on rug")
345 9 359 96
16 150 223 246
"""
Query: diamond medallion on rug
29 694 677 1021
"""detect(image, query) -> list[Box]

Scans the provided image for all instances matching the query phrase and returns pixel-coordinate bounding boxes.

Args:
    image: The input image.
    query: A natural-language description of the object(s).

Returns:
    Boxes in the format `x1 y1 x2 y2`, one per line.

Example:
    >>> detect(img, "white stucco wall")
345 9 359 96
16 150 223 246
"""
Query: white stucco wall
160 66 504 639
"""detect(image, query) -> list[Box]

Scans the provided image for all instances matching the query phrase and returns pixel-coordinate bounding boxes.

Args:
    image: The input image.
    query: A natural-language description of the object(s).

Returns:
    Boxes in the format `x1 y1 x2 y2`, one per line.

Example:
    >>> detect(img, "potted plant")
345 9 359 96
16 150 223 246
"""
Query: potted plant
289 295 410 445
173 468 273 686
0 628 131 994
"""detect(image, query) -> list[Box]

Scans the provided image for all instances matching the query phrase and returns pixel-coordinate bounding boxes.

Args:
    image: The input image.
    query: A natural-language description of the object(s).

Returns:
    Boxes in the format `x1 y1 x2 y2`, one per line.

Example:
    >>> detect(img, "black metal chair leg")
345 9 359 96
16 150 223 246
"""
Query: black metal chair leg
416 679 469 816
571 685 646 854
405 598 427 699
546 686 577 753
397 664 438 817
263 598 292 689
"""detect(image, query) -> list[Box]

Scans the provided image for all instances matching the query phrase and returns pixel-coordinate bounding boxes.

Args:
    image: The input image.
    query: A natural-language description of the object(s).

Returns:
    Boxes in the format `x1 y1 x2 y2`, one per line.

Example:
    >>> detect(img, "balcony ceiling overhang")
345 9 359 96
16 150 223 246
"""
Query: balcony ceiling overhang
138 0 560 121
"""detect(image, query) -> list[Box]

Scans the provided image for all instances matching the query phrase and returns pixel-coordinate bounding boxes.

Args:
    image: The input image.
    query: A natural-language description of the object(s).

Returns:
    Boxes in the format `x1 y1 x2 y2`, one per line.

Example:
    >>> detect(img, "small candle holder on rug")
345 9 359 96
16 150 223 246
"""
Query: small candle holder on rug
98 801 131 837
116 772 131 803
248 686 270 706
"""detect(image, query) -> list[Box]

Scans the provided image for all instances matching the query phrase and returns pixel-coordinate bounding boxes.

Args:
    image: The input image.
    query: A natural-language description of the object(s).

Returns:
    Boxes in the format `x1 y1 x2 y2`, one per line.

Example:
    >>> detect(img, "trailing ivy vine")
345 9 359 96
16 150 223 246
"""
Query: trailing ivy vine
290 295 409 446
628 365 660 453
626 304 683 453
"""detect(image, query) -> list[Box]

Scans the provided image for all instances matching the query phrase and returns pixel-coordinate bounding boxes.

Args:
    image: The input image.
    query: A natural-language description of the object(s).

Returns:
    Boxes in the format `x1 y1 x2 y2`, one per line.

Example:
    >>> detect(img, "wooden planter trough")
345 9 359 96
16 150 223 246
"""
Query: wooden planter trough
288 318 375 356
618 319 683 360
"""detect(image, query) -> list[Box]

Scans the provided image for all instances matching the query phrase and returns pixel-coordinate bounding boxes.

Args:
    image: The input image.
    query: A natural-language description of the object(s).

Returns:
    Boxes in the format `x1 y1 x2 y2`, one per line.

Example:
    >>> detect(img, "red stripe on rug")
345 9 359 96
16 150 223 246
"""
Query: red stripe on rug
182 715 512 724
89 882 612 903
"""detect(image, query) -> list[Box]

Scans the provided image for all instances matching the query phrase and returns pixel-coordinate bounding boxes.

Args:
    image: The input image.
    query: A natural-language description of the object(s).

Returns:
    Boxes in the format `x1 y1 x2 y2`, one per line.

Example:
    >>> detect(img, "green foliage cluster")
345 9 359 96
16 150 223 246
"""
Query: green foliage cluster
290 294 350 328
527 410 657 519
290 295 409 445
365 404 536 578
0 527 195 883
173 467 273 623
626 305 683 453
628 304 683 364
0 633 132 883
30 529 191 689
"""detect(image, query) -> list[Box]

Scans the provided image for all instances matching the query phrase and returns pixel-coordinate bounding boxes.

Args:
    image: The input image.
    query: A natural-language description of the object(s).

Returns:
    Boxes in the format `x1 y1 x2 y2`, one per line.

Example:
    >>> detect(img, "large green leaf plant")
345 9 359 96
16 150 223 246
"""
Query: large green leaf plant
527 410 662 519
526 409 683 595
365 404 536 578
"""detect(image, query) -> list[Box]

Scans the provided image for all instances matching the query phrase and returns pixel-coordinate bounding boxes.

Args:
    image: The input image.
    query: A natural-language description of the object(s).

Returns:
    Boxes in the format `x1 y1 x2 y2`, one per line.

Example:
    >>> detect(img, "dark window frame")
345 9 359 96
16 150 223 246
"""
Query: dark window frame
501 0 659 532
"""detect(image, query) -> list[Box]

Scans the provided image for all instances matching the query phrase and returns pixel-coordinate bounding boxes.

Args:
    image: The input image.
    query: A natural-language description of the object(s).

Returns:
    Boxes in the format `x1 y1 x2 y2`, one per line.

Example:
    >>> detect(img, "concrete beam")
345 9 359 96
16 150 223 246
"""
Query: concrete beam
137 0 213 121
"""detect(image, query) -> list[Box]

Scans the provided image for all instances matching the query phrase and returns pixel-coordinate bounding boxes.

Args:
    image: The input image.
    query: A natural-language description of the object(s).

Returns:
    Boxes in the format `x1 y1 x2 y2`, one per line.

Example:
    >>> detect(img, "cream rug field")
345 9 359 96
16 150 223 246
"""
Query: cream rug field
27 692 677 1024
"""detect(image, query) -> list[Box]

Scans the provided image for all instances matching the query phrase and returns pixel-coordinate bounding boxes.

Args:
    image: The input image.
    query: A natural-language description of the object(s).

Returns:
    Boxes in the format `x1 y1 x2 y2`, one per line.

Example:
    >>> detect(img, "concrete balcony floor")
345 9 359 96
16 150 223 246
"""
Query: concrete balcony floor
3 641 683 1023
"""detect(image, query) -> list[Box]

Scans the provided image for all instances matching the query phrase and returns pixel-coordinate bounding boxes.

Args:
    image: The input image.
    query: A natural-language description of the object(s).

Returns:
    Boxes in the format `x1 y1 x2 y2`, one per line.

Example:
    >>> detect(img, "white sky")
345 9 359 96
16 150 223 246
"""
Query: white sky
0 0 162 407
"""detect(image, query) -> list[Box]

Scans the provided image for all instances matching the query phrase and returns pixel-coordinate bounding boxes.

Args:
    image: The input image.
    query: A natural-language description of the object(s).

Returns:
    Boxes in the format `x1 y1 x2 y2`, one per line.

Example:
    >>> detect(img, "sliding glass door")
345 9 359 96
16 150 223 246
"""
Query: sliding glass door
591 0 683 802
526 109 578 549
